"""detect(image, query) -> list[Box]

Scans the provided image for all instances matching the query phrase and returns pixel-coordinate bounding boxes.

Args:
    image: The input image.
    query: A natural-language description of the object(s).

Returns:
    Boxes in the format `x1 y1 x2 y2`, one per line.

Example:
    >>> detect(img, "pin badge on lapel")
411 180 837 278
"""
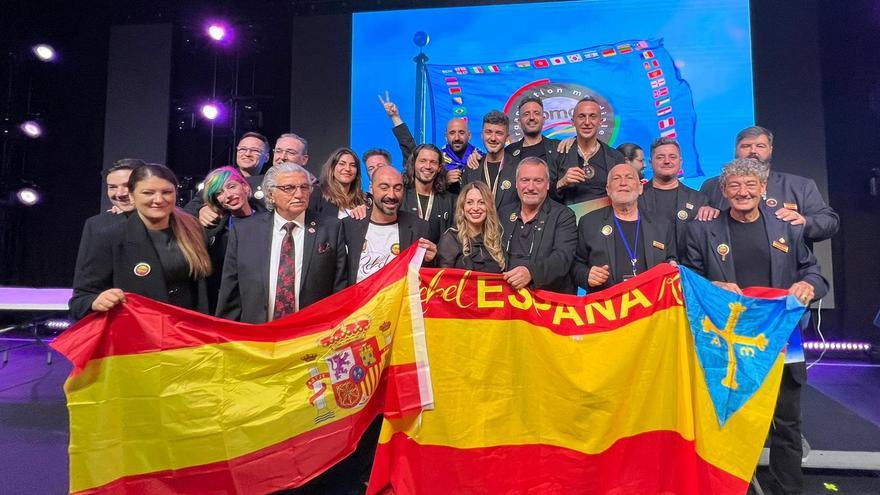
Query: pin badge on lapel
685 202 694 210
509 212 517 222
512 149 521 157
717 244 730 262
652 240 665 250
501 180 512 190
772 239 789 253
133 262 151 277
677 210 688 220
765 198 778 208
601 225 612 236
254 187 264 200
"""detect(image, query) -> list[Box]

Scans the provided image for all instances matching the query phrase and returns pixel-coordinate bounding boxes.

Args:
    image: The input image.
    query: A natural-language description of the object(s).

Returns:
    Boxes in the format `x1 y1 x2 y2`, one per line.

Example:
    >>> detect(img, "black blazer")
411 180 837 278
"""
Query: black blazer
342 209 429 286
69 213 209 320
638 181 708 261
437 228 503 273
461 151 521 211
550 140 625 204
498 199 578 294
683 207 828 301
571 206 676 291
400 187 456 243
699 170 839 244
215 211 348 324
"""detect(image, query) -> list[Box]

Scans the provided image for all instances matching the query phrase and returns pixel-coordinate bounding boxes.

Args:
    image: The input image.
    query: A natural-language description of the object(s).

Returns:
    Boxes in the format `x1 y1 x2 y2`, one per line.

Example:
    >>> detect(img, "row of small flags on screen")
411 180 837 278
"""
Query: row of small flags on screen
440 40 650 76
641 47 676 138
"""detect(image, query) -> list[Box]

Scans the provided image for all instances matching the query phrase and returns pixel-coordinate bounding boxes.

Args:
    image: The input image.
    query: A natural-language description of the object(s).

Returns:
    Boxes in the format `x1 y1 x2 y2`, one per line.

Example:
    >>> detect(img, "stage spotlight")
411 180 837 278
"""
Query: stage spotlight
20 120 43 138
32 44 57 62
200 103 220 121
16 187 41 206
206 22 230 42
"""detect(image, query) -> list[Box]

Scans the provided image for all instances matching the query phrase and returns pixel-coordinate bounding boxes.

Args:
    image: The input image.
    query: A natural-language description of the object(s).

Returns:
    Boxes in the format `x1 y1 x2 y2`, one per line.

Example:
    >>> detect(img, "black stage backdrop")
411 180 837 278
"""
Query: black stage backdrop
2 0 878 343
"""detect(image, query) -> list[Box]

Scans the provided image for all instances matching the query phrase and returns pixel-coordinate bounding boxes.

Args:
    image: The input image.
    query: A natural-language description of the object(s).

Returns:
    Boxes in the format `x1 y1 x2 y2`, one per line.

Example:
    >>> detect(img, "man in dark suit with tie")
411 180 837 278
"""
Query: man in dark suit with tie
215 162 347 324
343 166 436 285
497 156 578 294
684 157 828 495
573 163 676 292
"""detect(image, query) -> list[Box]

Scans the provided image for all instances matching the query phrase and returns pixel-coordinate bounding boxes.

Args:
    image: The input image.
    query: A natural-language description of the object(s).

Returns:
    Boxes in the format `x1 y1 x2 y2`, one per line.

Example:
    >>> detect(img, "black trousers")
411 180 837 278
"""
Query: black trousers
766 361 806 495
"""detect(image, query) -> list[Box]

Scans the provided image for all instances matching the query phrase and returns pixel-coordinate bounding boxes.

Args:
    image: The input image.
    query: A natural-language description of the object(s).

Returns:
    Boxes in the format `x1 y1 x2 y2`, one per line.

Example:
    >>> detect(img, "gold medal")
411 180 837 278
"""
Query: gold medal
509 212 518 222
501 180 511 190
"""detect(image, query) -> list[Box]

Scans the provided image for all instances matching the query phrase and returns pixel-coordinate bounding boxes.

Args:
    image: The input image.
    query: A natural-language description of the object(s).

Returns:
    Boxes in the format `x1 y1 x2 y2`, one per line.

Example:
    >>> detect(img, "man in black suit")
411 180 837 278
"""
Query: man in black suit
696 126 839 245
551 96 626 210
573 163 676 292
498 156 577 294
461 110 520 211
401 143 456 243
504 96 561 163
684 157 828 495
638 137 708 261
343 166 436 285
215 162 347 324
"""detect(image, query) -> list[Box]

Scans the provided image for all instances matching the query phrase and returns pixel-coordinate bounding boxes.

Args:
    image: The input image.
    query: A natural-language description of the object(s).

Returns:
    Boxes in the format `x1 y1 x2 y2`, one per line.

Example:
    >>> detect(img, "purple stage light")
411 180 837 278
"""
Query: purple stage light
32 44 56 62
200 103 220 121
16 187 41 206
20 120 43 138
207 23 228 42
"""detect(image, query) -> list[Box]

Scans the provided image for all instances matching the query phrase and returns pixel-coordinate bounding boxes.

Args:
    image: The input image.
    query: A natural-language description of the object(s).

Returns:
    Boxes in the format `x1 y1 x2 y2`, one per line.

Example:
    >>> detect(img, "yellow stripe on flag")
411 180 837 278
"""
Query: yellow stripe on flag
66 277 413 493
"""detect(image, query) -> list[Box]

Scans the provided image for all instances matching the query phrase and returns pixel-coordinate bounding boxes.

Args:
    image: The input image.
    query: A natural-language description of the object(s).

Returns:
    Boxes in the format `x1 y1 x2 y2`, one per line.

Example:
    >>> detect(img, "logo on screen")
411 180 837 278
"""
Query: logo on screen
505 81 615 143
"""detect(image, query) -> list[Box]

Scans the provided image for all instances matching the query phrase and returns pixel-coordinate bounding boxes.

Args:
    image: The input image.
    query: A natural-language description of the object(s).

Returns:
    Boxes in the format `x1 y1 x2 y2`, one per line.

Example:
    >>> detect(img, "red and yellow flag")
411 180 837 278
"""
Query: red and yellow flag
368 264 785 495
52 247 431 494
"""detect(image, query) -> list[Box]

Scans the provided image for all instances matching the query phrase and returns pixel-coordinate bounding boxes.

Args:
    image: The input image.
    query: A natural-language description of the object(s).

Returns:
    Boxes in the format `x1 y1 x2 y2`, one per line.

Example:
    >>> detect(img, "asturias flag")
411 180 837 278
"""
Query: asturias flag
426 38 703 177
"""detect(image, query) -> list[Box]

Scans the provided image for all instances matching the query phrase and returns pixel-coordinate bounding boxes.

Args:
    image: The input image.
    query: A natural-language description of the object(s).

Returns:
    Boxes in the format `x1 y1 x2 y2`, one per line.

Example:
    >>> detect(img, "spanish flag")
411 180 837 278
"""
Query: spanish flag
368 264 803 494
51 247 431 494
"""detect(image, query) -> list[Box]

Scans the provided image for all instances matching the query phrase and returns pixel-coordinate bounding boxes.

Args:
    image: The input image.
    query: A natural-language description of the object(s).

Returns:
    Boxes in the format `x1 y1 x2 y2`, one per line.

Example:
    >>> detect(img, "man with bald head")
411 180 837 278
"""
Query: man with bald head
572 163 676 292
380 91 480 187
342 166 437 285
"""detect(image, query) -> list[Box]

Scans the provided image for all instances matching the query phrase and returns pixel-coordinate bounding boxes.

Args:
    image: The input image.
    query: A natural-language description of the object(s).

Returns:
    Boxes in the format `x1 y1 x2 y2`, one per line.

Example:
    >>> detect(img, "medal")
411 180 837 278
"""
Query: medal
677 210 688 220
501 180 511 190
583 164 596 179
601 225 612 236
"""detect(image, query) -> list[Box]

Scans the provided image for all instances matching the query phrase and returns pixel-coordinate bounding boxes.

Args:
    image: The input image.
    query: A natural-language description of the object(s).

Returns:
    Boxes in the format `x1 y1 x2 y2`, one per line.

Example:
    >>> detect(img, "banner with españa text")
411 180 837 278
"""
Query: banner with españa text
51 246 431 495
369 264 805 495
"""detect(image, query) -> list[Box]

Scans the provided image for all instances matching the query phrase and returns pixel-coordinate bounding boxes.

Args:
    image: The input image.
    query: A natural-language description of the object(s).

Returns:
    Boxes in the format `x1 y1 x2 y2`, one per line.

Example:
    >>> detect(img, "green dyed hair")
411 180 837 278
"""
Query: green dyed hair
202 166 247 210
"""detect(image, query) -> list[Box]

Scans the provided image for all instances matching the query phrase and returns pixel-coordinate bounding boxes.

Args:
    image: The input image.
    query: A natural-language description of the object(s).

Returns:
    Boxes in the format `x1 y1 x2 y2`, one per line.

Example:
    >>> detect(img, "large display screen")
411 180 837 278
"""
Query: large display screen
351 0 753 188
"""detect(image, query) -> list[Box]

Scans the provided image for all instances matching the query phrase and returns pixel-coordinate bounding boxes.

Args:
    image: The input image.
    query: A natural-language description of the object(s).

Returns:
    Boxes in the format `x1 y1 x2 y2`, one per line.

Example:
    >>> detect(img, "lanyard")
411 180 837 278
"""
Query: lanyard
612 213 640 276
416 191 435 220
483 156 505 197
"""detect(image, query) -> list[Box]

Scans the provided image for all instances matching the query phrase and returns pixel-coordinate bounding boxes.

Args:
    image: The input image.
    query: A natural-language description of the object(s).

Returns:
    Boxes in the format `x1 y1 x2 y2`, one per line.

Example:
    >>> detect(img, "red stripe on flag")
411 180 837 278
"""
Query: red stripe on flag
53 245 420 370
368 430 748 495
74 384 387 495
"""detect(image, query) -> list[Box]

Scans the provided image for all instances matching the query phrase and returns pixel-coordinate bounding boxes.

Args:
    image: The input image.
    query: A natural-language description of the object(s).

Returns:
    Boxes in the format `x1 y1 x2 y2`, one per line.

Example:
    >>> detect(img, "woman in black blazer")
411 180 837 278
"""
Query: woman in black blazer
437 181 505 273
69 164 213 320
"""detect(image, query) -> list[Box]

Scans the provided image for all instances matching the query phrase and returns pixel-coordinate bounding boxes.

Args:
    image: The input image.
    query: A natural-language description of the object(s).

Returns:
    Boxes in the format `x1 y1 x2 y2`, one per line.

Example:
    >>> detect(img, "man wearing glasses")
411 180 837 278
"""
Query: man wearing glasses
186 132 273 222
215 162 347 324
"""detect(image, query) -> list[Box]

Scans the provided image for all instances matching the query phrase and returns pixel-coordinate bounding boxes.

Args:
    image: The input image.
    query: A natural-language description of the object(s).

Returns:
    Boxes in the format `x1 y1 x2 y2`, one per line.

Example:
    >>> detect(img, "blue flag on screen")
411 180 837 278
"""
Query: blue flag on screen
678 266 806 426
425 38 703 177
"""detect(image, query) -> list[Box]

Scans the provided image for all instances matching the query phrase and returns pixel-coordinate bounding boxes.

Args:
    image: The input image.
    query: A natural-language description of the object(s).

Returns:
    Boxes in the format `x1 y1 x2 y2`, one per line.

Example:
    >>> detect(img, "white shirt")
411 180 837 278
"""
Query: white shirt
357 221 400 283
268 211 305 320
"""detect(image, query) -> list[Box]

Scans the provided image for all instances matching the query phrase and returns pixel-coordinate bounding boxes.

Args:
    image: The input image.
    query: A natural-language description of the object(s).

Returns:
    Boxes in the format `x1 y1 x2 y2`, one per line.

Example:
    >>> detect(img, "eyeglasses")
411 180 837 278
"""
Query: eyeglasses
273 184 311 194
273 148 301 158
236 147 264 155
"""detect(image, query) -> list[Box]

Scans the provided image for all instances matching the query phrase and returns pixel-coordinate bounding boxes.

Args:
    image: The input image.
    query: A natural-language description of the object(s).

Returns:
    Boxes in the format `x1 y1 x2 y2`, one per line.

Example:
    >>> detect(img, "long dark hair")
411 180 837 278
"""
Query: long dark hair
319 147 367 209
129 164 212 278
403 143 448 194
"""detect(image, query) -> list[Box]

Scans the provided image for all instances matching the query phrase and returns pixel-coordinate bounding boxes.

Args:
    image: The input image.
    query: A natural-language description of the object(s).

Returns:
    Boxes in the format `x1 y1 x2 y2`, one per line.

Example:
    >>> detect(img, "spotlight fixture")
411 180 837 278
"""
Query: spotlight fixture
803 341 872 352
207 24 228 42
16 187 41 206
19 120 43 138
31 44 57 62
200 103 220 121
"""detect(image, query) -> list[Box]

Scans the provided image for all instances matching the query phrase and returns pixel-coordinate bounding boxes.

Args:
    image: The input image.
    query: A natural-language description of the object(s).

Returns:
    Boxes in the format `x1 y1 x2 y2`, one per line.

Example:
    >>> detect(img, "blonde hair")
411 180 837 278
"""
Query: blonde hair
455 182 506 270
320 147 367 210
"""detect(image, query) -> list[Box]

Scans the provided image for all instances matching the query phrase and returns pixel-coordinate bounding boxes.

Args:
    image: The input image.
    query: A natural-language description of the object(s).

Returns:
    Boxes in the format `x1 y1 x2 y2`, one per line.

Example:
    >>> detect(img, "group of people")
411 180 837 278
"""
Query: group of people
70 93 838 495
